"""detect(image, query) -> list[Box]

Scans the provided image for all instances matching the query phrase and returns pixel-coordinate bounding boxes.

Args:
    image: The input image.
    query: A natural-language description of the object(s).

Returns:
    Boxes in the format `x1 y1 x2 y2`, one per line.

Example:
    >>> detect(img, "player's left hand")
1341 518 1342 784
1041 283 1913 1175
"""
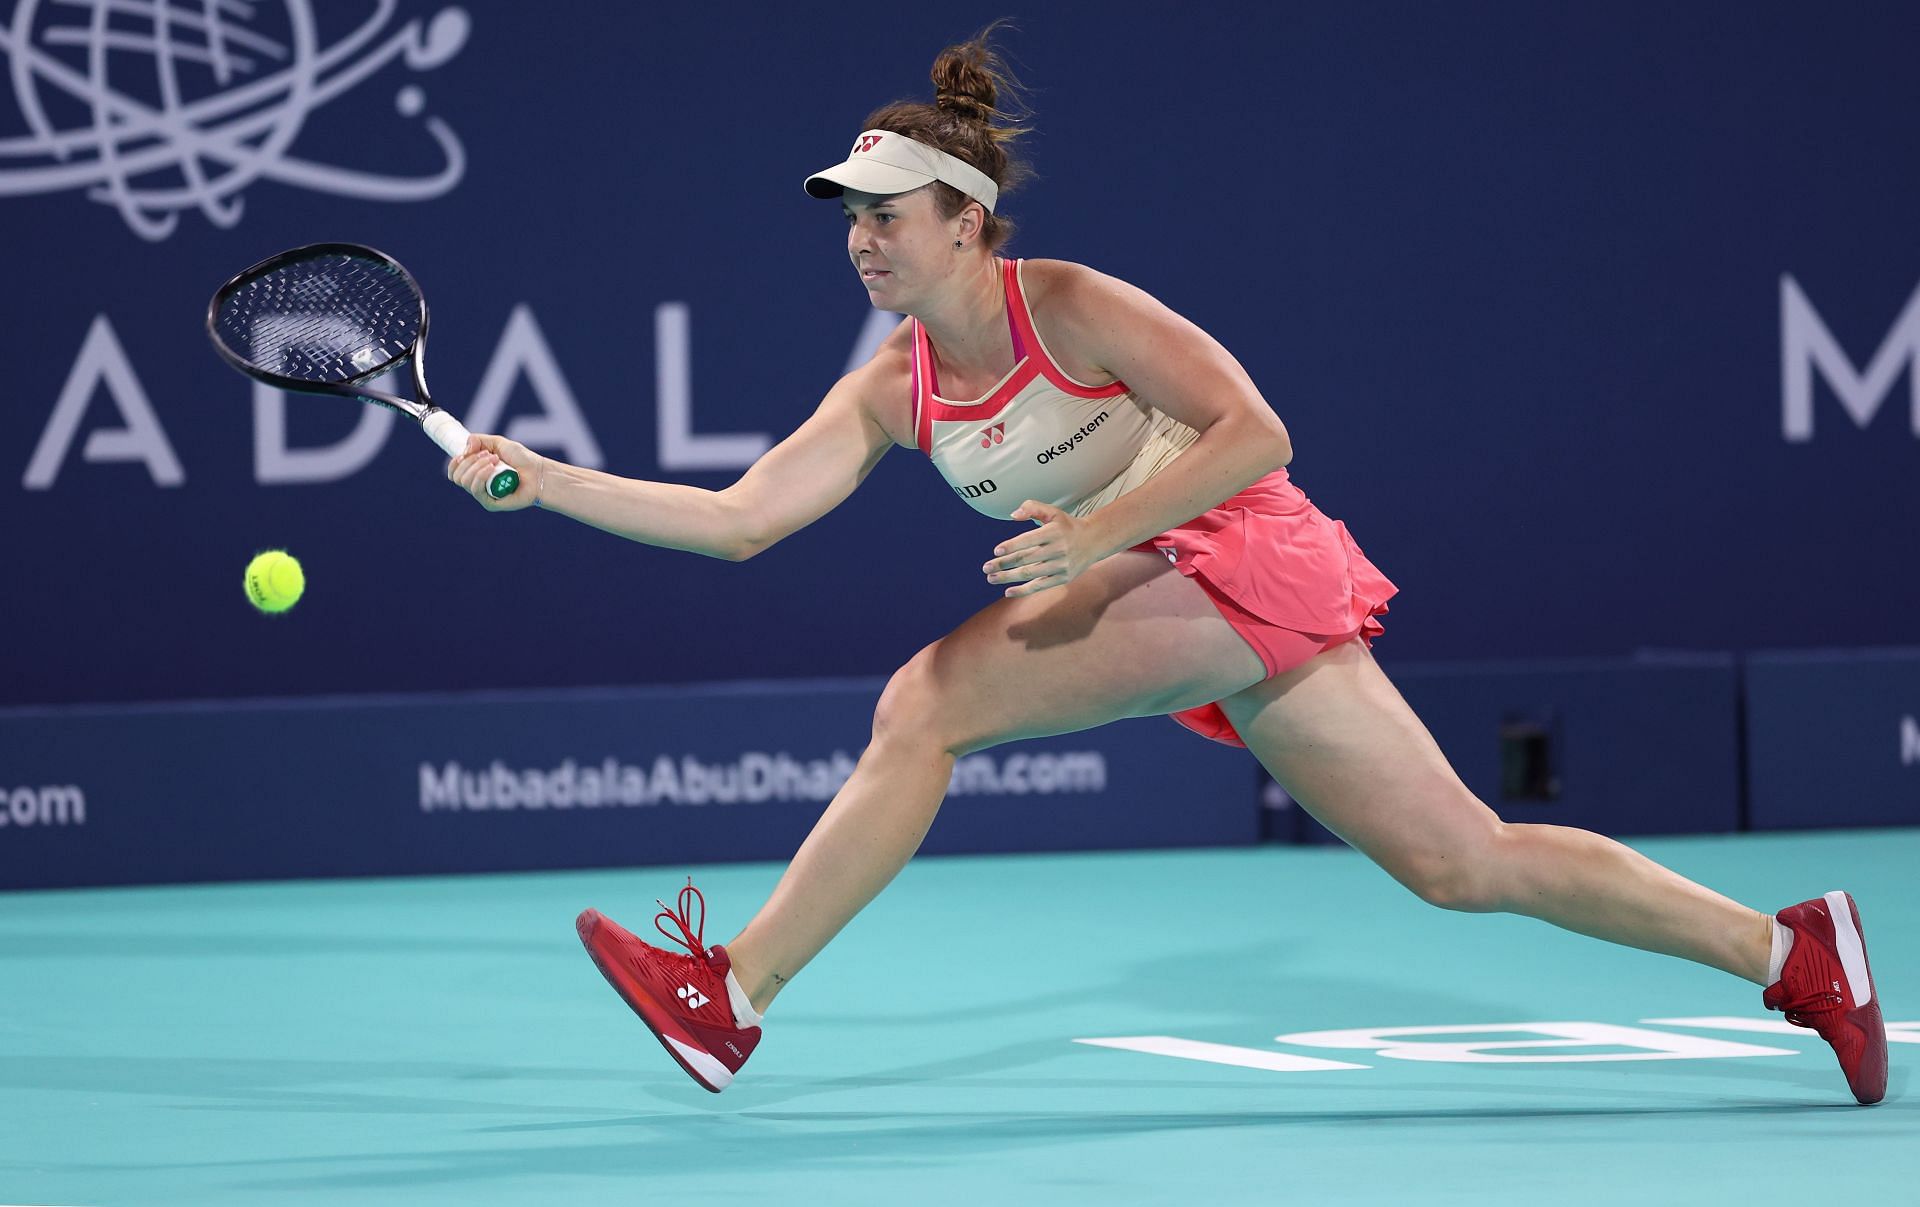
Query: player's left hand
983 500 1101 597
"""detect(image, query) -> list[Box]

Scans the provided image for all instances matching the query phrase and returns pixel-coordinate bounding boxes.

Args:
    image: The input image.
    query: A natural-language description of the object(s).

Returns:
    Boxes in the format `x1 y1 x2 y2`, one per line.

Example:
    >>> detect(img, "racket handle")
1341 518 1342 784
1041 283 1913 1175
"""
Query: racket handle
423 410 523 500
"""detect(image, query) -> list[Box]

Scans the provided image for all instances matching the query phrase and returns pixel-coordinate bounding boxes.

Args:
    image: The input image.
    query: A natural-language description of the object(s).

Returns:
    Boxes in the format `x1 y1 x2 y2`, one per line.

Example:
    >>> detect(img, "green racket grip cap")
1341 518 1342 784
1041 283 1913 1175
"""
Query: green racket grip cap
487 467 521 499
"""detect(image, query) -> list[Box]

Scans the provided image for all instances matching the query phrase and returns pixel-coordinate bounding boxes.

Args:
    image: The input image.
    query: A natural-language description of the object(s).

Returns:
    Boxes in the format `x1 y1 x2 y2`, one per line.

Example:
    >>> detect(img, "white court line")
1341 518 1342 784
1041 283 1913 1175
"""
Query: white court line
1074 1036 1367 1072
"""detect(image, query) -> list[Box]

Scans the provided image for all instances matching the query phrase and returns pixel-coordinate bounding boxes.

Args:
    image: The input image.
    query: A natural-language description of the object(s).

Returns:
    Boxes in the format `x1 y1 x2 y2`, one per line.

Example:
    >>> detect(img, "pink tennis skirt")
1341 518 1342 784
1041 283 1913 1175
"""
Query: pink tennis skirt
1133 469 1398 748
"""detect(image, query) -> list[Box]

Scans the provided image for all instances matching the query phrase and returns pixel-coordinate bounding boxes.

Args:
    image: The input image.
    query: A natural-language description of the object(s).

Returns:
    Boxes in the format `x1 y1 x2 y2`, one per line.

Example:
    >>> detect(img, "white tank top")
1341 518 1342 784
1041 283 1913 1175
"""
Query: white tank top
912 259 1198 520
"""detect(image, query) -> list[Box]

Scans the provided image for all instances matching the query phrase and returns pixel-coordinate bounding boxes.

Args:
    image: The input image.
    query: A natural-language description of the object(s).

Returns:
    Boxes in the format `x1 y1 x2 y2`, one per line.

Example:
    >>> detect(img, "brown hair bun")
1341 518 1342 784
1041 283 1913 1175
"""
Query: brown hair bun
862 20 1033 251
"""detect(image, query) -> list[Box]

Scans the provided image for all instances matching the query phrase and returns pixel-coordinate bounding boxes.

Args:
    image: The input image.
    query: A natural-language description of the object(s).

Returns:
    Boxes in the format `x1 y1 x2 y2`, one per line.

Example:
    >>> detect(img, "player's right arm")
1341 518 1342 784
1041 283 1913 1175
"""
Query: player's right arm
447 326 912 561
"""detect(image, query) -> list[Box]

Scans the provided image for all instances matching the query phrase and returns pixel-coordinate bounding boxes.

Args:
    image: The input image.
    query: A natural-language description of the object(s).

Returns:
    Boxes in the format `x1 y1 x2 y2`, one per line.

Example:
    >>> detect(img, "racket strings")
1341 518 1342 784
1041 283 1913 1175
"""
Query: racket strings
216 254 422 385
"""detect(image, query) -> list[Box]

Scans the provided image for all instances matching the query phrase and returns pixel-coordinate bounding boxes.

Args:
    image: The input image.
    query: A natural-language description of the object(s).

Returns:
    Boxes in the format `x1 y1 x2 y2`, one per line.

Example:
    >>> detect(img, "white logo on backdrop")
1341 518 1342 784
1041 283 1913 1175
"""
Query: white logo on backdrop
0 783 86 828
1781 275 1920 441
0 0 468 241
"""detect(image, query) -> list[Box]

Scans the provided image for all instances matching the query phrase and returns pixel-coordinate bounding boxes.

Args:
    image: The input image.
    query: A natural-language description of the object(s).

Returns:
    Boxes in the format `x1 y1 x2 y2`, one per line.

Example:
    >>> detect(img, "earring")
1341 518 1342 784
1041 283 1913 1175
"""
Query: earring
954 239 963 249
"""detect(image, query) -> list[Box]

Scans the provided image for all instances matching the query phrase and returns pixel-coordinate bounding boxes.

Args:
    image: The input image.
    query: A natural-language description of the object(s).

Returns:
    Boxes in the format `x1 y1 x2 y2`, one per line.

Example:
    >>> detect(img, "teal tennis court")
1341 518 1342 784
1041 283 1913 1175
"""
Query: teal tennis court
2 828 1910 1206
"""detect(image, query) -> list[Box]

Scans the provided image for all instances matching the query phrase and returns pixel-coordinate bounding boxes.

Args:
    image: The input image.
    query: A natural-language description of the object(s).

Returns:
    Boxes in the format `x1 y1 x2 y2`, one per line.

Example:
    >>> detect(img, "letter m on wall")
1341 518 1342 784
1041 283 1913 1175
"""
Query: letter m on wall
1781 275 1920 441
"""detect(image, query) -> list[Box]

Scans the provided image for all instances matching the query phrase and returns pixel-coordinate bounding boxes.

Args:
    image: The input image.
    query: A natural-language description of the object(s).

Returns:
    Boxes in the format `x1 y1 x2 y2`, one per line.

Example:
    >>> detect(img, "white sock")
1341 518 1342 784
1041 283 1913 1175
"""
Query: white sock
724 968 764 1029
1766 917 1795 985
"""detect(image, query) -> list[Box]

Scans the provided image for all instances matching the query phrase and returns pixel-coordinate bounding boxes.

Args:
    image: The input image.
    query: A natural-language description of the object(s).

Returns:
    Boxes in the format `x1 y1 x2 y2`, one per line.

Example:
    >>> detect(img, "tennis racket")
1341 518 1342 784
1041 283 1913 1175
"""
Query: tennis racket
206 242 521 500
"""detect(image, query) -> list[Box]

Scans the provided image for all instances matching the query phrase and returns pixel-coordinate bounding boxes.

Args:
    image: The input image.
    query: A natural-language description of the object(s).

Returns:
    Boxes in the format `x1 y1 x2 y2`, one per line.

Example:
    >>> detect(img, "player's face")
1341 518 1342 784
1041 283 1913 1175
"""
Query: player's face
843 186 958 310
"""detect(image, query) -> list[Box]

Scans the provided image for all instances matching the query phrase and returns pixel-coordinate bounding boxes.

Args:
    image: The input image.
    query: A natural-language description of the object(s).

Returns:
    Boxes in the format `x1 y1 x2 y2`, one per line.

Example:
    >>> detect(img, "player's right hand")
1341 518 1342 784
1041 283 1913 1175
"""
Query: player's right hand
448 432 545 512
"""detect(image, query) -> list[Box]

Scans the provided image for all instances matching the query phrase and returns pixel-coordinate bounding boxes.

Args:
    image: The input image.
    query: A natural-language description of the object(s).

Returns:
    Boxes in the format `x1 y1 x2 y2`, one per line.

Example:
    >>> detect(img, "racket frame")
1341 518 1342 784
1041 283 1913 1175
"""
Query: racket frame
206 242 521 499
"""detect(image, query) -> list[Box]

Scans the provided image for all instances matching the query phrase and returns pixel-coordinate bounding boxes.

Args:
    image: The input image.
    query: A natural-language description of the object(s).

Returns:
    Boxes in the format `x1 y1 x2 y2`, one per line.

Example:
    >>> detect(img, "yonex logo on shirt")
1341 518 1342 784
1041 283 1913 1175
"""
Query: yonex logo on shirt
979 422 1005 448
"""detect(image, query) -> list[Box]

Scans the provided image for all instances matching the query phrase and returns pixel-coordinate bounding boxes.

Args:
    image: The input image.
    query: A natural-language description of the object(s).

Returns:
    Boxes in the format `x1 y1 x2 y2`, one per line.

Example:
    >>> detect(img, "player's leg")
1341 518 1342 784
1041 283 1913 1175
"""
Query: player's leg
724 550 1268 1007
1218 638 1774 983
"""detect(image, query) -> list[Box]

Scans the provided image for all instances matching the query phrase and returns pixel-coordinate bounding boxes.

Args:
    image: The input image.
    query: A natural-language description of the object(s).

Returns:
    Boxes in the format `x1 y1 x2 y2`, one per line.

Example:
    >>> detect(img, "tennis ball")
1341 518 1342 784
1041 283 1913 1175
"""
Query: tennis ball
244 550 305 614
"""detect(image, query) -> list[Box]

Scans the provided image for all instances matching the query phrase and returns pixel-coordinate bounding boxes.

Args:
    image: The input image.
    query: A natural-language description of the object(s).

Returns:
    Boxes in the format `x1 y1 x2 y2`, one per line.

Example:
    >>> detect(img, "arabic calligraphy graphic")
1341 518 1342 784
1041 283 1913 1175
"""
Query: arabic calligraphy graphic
0 0 468 240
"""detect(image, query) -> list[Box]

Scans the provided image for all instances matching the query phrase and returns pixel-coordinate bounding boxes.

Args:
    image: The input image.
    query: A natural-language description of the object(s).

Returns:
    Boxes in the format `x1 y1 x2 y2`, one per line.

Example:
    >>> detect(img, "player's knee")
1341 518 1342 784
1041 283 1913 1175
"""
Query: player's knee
871 645 960 754
1401 861 1499 913
1389 820 1508 913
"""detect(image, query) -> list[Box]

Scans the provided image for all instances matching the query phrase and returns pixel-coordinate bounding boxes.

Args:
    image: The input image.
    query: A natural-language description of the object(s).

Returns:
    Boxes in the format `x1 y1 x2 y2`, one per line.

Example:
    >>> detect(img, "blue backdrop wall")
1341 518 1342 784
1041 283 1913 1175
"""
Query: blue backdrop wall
3 1 1916 707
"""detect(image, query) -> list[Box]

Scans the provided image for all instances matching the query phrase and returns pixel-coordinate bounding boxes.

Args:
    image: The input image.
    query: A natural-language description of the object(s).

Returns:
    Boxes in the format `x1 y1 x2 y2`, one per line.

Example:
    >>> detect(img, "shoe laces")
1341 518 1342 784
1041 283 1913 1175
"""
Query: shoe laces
1776 986 1845 1028
653 878 708 959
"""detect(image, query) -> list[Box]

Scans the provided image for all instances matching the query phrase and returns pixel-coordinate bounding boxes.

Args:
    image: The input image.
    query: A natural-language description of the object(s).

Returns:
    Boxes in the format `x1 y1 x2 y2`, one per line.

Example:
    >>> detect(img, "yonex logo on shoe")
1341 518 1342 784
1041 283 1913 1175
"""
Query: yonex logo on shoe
979 422 1005 448
677 984 709 1010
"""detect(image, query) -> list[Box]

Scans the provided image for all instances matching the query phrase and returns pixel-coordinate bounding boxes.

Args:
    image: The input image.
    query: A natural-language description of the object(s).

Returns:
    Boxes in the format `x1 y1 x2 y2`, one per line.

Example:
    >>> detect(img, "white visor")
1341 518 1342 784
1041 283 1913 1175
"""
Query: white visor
804 129 998 213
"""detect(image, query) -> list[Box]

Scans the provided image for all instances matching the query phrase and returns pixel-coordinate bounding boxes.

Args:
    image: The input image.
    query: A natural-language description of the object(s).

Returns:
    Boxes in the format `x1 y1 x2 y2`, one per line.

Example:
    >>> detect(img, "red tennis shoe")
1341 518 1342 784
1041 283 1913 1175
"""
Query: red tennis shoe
1762 891 1887 1105
576 881 760 1093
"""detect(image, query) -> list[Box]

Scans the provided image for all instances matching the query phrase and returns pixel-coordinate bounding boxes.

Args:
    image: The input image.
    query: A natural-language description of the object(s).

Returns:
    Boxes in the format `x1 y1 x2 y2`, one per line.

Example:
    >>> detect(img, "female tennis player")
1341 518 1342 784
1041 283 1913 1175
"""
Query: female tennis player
447 30 1886 1104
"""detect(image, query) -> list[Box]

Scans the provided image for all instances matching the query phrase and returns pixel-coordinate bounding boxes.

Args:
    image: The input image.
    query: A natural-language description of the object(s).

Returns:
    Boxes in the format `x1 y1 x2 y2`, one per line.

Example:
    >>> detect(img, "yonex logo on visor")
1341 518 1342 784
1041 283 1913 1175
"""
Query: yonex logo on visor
804 129 999 213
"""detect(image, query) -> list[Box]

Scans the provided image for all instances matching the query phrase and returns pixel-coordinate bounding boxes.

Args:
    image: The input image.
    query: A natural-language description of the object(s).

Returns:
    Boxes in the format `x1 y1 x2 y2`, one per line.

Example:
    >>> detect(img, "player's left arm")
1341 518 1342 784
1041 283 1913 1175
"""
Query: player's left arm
984 261 1294 596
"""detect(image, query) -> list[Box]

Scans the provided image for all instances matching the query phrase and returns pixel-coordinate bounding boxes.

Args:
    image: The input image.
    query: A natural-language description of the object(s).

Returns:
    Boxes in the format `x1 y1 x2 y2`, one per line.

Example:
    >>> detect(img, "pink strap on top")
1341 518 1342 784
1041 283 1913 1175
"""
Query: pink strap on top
1004 259 1129 400
911 318 933 453
1004 258 1029 362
